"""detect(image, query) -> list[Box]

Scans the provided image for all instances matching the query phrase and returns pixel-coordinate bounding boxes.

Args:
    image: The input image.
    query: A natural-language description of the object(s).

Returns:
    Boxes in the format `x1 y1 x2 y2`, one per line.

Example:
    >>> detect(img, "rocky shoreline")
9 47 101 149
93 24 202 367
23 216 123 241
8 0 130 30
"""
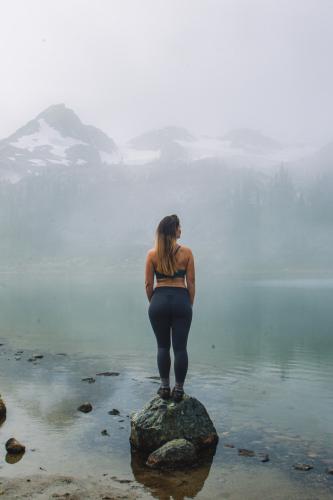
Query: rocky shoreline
1 340 333 499
0 341 220 499
0 472 149 499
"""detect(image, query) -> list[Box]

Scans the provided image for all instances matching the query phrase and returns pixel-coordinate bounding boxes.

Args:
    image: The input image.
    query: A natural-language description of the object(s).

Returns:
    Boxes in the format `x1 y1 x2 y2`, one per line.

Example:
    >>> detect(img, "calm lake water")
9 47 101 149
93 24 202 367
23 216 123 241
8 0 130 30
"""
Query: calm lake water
1 270 333 498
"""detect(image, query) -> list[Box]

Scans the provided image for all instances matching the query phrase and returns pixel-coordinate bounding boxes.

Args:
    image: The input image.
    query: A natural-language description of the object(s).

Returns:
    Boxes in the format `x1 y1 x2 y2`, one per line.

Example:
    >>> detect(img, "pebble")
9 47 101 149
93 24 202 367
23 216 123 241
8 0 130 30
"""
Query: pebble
108 409 120 415
96 371 119 376
293 463 313 471
81 377 96 383
77 402 93 413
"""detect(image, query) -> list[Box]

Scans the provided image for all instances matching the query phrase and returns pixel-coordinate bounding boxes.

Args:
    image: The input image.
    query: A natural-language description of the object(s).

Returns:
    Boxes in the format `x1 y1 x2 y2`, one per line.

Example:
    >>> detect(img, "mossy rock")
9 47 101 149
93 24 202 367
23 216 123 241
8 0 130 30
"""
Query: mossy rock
146 438 197 468
130 394 218 453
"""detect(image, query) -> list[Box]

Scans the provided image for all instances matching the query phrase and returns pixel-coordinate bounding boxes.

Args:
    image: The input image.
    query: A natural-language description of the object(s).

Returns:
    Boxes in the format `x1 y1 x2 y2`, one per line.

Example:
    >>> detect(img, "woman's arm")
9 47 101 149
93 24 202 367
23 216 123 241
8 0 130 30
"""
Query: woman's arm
186 249 195 306
145 250 155 302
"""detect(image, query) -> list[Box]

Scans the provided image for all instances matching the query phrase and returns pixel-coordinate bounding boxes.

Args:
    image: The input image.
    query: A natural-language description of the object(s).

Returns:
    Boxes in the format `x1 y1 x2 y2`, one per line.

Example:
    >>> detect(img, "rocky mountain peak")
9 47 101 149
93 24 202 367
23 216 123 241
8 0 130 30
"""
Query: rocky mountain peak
0 104 121 183
36 103 83 139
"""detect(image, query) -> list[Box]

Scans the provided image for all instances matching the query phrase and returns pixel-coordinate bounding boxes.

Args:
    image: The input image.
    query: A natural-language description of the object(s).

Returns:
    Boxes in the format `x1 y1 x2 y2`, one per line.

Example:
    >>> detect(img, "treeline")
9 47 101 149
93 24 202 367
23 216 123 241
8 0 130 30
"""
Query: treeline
0 159 332 273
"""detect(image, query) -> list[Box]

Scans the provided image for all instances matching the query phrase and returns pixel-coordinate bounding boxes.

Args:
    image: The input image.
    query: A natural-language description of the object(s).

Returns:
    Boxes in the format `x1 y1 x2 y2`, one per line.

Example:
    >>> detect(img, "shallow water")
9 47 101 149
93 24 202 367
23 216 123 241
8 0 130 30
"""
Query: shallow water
1 271 333 498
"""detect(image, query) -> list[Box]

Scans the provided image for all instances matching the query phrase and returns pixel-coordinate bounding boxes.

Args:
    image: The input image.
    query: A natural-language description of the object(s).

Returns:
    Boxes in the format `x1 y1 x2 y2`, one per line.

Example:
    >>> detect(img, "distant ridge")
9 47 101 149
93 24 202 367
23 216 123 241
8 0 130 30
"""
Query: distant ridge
219 128 284 152
128 125 196 150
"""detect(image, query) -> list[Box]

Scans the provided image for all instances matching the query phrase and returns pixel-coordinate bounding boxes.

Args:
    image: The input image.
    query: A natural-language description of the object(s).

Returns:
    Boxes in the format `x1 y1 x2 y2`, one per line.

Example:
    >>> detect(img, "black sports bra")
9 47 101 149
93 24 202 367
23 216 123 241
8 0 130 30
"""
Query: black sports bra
154 245 186 280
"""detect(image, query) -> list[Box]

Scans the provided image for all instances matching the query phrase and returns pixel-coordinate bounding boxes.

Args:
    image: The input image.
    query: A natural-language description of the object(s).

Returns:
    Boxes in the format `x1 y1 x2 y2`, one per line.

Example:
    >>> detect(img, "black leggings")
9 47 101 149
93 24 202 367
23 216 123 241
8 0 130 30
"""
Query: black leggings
148 286 193 384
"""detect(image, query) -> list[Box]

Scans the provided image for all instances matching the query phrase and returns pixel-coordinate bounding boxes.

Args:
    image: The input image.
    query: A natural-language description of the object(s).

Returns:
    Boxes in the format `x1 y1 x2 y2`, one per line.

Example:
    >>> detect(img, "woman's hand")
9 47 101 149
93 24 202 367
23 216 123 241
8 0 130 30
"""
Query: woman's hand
145 250 155 302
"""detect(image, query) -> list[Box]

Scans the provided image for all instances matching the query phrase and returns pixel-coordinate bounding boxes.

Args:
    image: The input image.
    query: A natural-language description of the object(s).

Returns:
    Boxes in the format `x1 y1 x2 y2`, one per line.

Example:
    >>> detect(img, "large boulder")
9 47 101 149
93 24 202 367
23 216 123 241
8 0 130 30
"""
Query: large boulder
5 437 26 454
0 396 6 423
130 394 218 453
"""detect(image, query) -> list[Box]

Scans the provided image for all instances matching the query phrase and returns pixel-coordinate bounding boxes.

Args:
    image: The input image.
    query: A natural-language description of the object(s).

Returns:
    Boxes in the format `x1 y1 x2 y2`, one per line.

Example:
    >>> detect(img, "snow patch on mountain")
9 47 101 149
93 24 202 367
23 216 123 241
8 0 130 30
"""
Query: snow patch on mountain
29 159 47 166
10 118 87 158
174 135 316 166
116 146 160 165
48 158 71 166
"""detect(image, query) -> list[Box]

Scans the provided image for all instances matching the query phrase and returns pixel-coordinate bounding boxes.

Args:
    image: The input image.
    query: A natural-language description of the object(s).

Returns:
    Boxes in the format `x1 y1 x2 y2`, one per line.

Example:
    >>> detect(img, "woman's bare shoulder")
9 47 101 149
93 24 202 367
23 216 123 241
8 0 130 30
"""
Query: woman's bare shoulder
147 248 156 258
180 244 193 255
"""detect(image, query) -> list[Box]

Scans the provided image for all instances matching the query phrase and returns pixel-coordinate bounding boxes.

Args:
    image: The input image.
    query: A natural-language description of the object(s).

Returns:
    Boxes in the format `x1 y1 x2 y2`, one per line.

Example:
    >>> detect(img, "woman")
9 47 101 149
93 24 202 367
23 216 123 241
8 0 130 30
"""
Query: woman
145 214 195 403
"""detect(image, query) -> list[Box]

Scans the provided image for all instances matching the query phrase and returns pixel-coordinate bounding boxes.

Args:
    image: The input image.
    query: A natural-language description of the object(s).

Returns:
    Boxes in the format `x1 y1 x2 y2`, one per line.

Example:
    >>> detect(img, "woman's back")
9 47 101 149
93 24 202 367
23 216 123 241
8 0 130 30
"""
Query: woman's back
150 244 195 289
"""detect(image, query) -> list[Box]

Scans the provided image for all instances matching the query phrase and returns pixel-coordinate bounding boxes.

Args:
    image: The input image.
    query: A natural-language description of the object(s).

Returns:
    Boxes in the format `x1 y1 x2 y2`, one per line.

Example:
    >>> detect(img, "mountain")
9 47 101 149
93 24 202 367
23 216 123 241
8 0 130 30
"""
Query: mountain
0 105 319 183
0 104 121 183
128 126 196 150
125 126 196 163
219 128 284 153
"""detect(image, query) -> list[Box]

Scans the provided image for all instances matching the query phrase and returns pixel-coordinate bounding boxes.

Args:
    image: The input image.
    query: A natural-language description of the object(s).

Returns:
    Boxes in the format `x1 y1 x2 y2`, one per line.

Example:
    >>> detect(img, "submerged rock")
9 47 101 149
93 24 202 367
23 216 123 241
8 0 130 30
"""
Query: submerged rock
146 438 197 469
130 394 218 453
28 354 44 362
293 463 313 471
96 371 119 376
238 448 255 457
81 377 96 383
258 452 270 462
5 437 26 454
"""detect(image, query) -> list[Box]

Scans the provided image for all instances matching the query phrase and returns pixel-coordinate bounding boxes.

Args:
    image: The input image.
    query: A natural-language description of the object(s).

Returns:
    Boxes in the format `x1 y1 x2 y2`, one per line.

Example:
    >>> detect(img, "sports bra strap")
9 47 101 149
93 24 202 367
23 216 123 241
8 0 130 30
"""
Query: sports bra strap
153 244 183 278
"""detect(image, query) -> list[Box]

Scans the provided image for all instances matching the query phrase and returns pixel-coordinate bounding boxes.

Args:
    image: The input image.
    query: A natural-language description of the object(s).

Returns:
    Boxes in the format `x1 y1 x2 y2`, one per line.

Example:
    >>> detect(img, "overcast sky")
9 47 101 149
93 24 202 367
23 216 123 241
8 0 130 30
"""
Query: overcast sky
0 0 332 146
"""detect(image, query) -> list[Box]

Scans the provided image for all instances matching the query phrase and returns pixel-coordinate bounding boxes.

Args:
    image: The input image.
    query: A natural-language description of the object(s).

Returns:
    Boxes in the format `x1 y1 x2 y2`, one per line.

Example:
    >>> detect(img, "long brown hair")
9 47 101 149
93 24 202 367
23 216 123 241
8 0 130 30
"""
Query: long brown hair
154 214 180 275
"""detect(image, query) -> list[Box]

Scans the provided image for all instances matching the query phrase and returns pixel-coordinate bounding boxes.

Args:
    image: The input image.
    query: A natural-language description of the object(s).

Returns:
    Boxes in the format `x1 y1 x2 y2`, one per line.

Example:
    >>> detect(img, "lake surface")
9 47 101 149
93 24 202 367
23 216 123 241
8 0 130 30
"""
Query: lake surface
1 271 333 498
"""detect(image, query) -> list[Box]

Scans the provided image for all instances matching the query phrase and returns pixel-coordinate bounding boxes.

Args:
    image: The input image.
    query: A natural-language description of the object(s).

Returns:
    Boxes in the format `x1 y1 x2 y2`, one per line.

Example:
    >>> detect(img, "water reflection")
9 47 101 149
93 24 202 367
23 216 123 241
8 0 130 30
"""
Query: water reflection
1 274 333 372
131 448 215 500
5 452 25 465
